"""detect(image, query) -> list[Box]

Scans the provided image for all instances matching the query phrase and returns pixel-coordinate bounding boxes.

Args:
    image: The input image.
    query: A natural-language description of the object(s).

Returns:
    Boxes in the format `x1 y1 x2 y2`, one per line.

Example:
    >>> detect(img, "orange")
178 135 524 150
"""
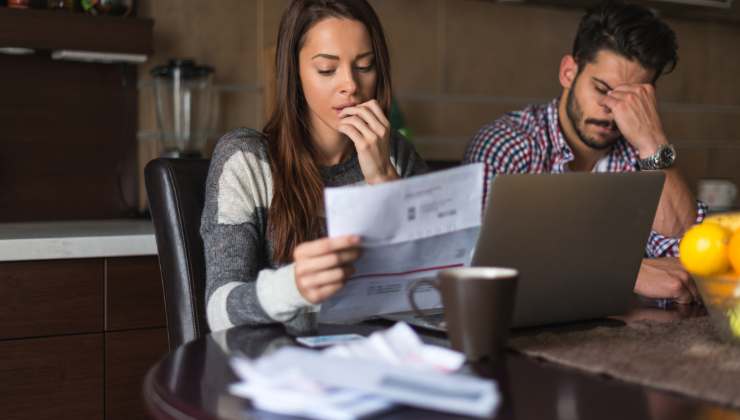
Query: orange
679 222 731 277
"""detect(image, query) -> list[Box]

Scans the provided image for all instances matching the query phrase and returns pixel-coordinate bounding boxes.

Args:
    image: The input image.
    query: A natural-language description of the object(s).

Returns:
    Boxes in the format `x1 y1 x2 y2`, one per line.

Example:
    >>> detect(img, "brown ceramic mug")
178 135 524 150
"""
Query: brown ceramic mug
408 267 519 361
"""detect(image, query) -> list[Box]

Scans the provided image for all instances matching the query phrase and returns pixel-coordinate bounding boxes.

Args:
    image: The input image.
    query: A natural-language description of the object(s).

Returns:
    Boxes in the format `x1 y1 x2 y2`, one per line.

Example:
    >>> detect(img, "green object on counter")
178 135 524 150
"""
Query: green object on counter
80 0 132 15
397 127 413 140
389 97 412 141
729 305 740 337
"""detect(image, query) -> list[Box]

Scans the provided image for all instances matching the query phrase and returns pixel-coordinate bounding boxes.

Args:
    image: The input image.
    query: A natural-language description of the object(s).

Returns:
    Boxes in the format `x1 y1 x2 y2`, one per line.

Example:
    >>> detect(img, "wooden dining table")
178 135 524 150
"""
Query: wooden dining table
143 300 740 419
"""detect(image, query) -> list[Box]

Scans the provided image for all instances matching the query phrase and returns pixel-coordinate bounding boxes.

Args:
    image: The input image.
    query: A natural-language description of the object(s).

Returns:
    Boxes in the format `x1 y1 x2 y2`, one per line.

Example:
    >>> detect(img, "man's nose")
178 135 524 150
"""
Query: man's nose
597 96 613 115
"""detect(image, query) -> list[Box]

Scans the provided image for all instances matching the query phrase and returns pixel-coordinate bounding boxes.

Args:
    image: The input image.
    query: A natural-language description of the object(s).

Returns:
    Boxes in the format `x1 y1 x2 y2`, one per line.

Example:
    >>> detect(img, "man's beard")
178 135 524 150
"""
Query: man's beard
565 80 620 151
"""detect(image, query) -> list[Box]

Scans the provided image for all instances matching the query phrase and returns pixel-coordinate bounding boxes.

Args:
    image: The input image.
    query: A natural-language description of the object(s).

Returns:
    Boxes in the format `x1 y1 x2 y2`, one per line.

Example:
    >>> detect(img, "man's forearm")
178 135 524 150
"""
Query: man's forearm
599 83 700 237
652 167 697 237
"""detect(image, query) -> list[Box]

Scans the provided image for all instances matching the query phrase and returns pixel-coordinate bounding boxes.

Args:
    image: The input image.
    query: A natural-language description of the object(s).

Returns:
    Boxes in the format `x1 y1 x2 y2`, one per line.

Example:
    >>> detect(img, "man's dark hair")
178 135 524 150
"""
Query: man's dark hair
572 0 678 82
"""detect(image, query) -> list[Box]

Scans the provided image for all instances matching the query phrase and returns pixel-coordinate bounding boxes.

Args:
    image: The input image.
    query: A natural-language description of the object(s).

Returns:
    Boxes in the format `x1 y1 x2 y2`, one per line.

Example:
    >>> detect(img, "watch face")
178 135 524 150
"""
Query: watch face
660 146 675 165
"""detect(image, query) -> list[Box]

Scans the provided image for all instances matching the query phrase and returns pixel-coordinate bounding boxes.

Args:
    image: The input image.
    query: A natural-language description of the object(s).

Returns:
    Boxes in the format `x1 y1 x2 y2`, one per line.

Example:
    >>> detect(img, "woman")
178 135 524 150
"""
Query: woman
201 0 427 332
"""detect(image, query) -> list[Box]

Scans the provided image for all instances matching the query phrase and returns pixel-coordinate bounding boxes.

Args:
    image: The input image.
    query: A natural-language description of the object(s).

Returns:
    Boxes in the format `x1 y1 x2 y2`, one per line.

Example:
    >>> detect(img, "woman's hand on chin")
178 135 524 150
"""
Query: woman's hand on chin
293 235 362 304
338 99 399 184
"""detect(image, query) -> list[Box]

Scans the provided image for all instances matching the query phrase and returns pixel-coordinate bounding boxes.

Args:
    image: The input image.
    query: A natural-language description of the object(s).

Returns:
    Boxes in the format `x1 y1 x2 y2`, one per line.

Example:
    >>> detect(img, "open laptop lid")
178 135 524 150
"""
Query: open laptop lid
472 171 665 328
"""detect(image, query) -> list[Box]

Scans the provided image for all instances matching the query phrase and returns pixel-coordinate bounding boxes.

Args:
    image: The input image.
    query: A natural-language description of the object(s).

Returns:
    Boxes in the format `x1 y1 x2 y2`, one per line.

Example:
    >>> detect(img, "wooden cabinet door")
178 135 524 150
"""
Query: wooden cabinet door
105 328 169 420
0 334 104 419
105 256 166 331
0 259 104 340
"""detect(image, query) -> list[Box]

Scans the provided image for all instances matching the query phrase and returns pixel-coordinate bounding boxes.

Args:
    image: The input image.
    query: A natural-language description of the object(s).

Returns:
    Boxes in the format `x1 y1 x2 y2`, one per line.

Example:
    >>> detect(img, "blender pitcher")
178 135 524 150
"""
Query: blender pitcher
151 59 216 158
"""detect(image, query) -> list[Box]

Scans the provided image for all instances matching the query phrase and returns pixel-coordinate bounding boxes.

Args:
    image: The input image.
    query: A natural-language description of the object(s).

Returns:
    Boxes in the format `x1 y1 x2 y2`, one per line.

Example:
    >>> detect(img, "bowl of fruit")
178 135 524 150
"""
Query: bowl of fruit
680 212 740 342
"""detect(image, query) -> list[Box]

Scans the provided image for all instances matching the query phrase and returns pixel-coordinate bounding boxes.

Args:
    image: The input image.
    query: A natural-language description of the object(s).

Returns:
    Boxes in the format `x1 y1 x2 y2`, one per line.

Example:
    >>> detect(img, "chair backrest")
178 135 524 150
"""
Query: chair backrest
145 158 211 351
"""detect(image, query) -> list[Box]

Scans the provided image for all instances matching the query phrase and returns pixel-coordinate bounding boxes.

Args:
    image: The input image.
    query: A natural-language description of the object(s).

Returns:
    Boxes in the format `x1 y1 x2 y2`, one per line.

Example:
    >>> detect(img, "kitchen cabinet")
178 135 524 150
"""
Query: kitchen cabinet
0 6 153 54
0 8 154 223
0 221 168 420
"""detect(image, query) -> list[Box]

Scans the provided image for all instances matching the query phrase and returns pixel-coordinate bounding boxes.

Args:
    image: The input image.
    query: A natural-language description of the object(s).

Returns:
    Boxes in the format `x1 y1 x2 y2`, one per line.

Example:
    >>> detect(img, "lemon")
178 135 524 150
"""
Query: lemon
729 230 740 275
703 275 738 302
705 213 740 232
679 223 732 277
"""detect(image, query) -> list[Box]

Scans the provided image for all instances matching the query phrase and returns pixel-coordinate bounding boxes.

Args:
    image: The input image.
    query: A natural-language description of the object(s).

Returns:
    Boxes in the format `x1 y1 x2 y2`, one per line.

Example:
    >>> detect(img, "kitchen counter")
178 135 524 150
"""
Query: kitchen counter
0 219 157 262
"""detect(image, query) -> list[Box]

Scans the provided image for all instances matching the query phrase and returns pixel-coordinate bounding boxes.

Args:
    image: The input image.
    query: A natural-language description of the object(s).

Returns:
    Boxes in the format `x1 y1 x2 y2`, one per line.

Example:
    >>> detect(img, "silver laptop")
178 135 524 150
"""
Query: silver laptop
386 171 665 331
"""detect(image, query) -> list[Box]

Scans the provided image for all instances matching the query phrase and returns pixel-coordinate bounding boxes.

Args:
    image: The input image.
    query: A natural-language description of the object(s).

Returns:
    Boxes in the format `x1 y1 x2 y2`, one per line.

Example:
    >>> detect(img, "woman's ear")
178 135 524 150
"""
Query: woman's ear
559 55 579 89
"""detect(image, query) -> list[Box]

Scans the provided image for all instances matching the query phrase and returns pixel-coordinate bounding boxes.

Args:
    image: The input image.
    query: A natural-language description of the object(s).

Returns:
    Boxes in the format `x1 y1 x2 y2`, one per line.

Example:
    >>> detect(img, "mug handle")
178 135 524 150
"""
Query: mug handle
407 278 440 317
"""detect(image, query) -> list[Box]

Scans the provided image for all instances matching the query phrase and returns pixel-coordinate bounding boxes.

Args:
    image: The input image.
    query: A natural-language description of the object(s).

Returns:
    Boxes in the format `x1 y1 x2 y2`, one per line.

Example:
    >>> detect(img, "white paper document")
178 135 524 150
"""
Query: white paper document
229 323 500 419
319 164 484 323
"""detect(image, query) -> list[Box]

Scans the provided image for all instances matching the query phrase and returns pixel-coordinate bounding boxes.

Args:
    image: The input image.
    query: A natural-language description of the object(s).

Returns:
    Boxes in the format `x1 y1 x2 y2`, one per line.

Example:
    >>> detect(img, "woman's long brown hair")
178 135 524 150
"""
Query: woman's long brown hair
264 0 392 264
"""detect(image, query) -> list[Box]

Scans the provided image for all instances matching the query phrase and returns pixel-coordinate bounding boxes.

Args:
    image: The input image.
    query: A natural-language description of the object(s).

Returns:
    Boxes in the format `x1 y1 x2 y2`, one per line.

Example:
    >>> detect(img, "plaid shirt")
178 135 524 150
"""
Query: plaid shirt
463 98 707 258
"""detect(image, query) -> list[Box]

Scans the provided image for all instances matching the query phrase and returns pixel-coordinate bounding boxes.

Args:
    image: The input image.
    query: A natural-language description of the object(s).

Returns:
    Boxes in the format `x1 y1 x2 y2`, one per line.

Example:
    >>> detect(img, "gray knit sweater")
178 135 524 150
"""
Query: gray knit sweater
200 128 427 332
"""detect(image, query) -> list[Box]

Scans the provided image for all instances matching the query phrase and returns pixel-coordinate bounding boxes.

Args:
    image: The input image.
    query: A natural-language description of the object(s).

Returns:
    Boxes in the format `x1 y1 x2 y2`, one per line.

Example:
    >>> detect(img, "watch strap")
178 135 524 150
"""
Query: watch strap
637 144 675 170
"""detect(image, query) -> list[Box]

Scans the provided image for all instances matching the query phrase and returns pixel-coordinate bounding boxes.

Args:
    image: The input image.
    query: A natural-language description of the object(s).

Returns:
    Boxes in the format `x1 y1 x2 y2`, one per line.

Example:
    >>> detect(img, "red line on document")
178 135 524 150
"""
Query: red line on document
349 263 464 281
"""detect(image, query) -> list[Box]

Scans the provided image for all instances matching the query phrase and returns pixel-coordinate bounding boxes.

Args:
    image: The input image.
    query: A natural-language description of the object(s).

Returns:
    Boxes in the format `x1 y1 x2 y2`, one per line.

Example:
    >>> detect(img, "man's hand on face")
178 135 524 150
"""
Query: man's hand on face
600 83 668 158
634 257 700 304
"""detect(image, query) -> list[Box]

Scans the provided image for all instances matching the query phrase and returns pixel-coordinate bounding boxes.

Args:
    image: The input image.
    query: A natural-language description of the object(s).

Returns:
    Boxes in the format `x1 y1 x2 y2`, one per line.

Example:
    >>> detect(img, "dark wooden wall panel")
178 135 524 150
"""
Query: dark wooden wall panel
106 256 166 331
105 328 169 420
0 259 104 339
0 53 139 222
0 334 104 419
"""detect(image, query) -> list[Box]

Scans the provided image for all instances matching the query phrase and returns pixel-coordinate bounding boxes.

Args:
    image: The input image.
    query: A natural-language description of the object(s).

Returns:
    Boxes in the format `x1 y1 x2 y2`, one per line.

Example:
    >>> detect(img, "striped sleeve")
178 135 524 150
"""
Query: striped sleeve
200 129 316 332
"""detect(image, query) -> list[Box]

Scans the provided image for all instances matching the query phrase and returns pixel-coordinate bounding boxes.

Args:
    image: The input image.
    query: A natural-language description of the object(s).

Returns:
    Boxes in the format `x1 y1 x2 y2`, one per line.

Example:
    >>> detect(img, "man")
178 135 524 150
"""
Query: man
463 0 706 304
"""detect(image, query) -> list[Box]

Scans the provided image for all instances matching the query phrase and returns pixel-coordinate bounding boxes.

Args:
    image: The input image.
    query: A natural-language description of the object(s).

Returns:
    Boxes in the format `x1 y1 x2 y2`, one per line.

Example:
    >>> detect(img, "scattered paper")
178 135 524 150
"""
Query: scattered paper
324 322 464 372
229 323 499 419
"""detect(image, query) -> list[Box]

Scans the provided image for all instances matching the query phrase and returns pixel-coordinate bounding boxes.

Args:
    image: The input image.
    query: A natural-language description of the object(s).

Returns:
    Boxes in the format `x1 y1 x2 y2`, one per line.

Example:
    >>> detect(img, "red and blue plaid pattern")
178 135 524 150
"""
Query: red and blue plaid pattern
463 98 706 258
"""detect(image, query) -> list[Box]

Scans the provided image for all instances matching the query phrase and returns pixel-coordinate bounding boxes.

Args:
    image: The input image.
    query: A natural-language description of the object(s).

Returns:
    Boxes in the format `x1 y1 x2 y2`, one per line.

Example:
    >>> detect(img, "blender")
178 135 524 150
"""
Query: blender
150 59 216 158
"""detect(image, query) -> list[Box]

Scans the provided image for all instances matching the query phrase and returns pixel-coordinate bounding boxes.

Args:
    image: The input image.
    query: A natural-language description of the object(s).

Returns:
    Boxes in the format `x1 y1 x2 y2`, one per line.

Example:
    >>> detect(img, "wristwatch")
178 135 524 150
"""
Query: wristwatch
637 144 676 170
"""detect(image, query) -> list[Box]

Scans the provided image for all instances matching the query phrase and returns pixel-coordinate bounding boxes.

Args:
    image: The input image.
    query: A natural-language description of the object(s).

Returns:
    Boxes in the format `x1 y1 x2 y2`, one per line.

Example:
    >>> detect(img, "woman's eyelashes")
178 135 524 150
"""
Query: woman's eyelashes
316 63 375 76
355 62 375 73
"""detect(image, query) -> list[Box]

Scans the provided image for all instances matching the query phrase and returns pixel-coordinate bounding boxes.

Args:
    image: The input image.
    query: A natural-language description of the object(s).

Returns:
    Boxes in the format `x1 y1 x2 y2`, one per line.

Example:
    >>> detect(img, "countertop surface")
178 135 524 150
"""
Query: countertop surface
0 219 157 262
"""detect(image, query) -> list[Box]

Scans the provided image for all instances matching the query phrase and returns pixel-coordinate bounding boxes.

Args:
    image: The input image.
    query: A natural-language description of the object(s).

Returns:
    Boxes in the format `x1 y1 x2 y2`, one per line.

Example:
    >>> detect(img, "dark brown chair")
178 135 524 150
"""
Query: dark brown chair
145 158 211 351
